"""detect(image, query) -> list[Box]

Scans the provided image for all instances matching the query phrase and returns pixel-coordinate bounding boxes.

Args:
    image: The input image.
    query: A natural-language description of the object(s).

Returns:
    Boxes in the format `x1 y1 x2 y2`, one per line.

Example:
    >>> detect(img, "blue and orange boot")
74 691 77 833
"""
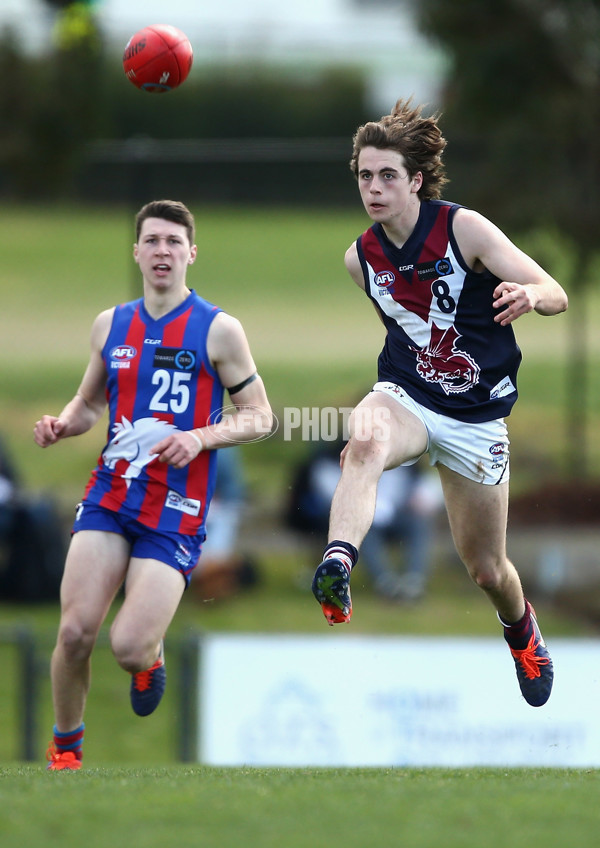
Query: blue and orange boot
311 559 352 625
130 640 166 717
504 602 553 707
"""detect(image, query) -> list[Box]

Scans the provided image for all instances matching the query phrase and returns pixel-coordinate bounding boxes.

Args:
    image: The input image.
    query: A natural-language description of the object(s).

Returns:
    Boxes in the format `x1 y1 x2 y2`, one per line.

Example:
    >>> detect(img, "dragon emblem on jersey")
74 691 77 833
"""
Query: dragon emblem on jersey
102 416 178 481
410 323 480 395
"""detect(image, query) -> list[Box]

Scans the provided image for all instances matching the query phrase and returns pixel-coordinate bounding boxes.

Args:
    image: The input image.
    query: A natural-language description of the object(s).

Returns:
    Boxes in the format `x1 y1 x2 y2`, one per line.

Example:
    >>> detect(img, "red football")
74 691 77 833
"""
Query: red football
123 25 193 93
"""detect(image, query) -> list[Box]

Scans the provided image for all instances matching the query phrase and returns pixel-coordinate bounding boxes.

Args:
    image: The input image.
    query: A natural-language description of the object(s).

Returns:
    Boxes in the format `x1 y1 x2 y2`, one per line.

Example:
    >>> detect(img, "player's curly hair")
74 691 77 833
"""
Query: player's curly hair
349 98 448 201
135 199 195 245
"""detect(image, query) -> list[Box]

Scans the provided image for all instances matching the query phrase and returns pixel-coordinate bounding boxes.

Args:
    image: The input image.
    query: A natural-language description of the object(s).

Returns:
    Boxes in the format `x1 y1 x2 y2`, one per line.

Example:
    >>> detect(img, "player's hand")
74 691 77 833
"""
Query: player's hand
493 281 538 326
150 431 202 468
33 415 66 447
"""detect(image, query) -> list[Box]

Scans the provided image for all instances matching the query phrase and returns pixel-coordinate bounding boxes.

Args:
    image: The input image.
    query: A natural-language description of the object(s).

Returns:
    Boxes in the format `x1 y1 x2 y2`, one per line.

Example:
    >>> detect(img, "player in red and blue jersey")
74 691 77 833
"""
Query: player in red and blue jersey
35 200 272 770
311 100 568 709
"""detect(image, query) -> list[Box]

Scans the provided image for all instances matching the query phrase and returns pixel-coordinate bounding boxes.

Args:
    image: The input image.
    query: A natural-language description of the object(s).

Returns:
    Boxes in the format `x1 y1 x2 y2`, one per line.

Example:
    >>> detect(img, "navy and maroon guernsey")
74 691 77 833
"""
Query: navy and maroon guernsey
81 289 223 535
357 200 522 423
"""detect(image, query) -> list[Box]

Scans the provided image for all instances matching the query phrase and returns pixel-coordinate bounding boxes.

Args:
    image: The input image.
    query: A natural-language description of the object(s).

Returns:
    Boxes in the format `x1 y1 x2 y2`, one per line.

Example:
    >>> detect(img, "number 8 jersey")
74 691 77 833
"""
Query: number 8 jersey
81 289 224 535
357 200 522 423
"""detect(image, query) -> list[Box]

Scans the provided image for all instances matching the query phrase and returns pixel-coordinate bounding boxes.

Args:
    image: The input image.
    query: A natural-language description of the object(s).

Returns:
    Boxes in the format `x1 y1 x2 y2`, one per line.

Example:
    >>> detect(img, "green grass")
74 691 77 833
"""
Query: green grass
0 764 598 848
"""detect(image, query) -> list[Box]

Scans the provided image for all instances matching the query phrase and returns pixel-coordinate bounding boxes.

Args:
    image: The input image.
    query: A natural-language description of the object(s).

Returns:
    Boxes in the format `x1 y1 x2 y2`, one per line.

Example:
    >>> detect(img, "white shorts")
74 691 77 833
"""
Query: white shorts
372 381 510 485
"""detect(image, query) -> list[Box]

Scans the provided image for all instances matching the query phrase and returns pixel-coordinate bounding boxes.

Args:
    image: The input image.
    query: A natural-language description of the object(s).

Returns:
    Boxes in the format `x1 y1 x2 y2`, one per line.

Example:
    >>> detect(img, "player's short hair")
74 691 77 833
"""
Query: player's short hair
135 200 195 245
350 98 448 201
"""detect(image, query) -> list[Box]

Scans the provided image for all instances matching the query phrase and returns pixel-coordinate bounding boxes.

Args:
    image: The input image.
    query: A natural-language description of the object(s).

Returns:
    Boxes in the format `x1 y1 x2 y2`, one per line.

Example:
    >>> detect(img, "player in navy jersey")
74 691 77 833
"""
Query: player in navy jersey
35 200 272 770
311 99 567 709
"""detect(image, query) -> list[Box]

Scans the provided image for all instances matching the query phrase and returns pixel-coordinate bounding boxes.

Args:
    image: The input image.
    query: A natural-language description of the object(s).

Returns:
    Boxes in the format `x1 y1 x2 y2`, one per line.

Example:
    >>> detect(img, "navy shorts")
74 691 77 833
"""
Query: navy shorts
73 502 205 587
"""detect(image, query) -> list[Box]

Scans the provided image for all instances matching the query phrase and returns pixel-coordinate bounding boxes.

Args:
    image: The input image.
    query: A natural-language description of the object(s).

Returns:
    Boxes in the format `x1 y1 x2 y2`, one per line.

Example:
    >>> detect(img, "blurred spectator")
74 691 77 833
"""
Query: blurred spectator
0 435 18 541
190 447 259 602
287 439 444 602
0 434 66 602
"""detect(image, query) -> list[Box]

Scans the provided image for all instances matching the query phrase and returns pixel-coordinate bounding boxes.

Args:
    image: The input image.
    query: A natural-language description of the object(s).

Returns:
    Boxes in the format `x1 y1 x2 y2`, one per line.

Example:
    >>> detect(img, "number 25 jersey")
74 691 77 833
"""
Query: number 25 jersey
82 289 224 535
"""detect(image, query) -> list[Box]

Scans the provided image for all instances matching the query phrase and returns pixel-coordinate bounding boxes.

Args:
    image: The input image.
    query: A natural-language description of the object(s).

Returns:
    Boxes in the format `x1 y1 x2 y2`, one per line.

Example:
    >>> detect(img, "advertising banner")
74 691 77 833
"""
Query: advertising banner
198 635 600 767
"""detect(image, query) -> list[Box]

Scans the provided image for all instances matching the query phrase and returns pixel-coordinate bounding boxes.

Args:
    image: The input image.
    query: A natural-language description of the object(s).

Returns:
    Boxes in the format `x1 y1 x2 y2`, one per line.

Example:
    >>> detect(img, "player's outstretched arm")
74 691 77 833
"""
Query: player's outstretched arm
453 209 568 326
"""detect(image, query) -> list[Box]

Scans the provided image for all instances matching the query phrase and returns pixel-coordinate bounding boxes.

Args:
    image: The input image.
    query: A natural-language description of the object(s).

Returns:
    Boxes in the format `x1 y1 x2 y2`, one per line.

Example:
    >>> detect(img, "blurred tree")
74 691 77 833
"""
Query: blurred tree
108 66 366 141
0 8 107 198
416 0 600 477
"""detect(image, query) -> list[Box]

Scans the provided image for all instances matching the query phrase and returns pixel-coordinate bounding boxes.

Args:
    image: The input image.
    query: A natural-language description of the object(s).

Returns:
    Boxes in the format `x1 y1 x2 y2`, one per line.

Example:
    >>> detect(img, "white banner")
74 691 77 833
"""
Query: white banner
198 635 600 767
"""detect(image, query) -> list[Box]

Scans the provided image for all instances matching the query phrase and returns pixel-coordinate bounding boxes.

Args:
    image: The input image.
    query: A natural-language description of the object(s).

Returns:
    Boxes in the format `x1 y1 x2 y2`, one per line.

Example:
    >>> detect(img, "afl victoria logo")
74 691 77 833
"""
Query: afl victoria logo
110 345 137 361
374 270 395 288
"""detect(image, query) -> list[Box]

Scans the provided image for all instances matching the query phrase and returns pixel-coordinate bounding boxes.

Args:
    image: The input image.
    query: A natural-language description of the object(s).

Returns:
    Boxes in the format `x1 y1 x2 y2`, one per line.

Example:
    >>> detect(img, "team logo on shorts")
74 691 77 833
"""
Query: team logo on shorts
174 542 195 570
489 442 507 471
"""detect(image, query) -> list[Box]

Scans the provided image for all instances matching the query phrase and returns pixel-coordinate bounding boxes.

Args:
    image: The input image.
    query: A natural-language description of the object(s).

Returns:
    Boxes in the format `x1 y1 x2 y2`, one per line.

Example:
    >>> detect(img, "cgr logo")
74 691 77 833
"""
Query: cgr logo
374 270 395 288
110 345 137 361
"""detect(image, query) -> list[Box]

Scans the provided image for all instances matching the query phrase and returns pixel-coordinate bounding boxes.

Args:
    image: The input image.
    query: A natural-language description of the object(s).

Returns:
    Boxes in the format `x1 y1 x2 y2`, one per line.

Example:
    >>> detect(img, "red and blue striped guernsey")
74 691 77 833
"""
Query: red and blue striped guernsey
81 289 223 536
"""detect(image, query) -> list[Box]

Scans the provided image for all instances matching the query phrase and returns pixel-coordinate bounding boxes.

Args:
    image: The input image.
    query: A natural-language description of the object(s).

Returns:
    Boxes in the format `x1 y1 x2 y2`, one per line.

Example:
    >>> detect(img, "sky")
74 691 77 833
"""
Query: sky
0 0 447 110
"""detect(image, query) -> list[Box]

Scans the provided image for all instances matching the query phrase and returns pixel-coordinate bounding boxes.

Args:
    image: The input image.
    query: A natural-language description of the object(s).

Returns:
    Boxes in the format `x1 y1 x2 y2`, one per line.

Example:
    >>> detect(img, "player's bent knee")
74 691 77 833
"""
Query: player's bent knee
345 433 388 470
110 630 156 673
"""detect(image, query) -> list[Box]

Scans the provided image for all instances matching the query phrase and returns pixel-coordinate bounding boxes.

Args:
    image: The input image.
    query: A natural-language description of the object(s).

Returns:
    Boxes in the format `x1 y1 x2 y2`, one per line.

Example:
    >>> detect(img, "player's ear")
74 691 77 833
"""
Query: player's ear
188 244 197 264
412 171 423 192
133 243 139 263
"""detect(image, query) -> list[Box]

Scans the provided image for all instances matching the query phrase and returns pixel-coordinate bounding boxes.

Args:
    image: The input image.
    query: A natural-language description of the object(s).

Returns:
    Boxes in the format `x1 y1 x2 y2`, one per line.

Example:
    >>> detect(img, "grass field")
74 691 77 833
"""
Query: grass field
1 764 599 848
1 205 600 845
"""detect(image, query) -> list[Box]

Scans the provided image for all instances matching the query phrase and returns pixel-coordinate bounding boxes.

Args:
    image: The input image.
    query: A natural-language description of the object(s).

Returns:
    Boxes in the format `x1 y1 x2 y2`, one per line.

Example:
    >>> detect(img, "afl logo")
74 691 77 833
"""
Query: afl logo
110 345 137 361
374 270 395 288
489 442 505 457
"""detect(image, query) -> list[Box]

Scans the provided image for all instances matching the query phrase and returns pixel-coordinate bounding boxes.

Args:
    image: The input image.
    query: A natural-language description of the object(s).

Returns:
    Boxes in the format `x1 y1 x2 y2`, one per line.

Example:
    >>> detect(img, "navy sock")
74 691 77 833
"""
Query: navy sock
501 599 533 650
323 540 359 573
